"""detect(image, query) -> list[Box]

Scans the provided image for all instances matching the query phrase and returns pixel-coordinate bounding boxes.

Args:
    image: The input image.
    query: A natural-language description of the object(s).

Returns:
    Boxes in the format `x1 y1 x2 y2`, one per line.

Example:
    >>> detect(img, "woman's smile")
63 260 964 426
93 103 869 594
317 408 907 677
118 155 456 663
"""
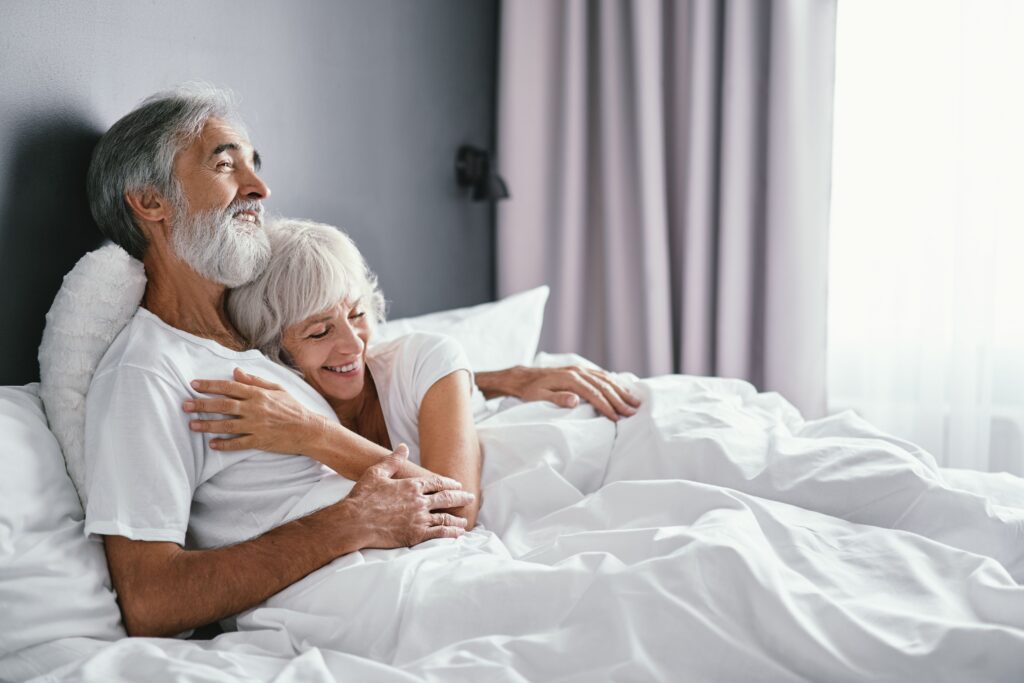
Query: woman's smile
322 358 363 378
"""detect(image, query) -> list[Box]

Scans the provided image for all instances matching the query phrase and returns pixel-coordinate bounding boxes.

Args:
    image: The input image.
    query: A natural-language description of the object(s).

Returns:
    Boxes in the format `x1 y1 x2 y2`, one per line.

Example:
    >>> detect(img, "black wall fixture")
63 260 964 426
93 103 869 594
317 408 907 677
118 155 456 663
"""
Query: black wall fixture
455 145 509 201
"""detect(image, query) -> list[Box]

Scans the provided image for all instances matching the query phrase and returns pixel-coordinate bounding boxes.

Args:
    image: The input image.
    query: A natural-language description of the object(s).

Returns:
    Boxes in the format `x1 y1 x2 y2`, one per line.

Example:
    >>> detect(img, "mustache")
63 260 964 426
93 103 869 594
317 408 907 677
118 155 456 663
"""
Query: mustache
225 199 265 225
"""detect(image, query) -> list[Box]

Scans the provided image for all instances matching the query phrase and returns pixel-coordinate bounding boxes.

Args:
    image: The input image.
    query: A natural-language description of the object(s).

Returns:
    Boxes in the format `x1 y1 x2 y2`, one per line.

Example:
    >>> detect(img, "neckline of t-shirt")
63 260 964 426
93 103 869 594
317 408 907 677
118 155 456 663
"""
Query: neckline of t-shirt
136 307 266 360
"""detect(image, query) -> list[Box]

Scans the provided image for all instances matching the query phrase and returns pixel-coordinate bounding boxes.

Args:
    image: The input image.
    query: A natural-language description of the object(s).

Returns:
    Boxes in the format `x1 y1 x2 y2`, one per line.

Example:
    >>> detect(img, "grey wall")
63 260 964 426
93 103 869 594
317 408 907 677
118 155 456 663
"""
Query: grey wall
0 0 499 385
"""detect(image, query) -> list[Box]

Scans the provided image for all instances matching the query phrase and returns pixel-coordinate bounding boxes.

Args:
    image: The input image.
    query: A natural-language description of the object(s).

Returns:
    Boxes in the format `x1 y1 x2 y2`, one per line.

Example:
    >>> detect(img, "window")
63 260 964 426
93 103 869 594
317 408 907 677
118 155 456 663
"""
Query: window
828 0 1024 473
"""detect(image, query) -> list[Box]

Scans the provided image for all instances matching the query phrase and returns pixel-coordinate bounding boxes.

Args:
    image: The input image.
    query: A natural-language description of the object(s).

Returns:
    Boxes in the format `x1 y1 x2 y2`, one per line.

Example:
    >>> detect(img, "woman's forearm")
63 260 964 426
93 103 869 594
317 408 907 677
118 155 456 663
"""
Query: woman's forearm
305 419 434 480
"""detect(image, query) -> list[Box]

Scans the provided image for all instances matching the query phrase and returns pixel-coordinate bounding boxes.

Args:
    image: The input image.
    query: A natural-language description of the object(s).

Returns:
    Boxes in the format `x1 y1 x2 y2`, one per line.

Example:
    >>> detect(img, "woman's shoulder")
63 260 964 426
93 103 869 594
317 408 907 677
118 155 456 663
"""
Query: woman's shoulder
371 330 463 360
370 331 469 380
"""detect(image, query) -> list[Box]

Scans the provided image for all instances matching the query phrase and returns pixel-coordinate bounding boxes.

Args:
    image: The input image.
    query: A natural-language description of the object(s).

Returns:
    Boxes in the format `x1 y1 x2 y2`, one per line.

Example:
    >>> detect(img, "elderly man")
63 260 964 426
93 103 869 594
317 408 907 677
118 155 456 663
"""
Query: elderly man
82 85 638 638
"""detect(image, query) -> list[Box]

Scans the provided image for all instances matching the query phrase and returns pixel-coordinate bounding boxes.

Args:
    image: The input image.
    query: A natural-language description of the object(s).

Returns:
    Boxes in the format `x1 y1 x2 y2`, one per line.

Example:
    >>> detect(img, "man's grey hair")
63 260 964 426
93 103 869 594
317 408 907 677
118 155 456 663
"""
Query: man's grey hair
86 83 248 259
226 218 387 367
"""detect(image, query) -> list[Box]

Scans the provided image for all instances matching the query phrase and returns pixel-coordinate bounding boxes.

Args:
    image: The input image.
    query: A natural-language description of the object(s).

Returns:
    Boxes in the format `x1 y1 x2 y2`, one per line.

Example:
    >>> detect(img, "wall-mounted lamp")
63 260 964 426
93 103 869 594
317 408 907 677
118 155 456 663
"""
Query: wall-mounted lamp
455 145 510 201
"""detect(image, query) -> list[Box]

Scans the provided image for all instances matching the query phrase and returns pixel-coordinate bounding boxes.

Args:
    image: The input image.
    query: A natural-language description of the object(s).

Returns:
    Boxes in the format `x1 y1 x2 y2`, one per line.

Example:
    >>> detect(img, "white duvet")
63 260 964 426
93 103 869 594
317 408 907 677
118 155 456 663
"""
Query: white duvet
25 363 1024 682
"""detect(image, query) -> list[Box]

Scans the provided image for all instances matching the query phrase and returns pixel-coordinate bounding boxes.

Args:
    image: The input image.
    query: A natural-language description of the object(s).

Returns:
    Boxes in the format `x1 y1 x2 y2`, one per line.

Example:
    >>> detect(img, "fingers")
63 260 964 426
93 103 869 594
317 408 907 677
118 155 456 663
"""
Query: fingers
582 369 637 419
209 435 255 451
368 445 410 478
418 474 464 494
550 391 580 409
567 374 619 421
189 418 245 435
182 397 242 415
589 369 642 408
429 512 468 529
233 367 283 391
554 367 641 421
426 489 476 510
189 379 253 399
420 524 465 541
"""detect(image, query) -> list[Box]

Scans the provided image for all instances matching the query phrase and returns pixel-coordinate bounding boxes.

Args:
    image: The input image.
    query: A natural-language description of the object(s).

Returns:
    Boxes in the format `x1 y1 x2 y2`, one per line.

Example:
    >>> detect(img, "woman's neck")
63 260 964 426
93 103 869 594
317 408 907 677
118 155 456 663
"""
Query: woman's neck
330 369 381 435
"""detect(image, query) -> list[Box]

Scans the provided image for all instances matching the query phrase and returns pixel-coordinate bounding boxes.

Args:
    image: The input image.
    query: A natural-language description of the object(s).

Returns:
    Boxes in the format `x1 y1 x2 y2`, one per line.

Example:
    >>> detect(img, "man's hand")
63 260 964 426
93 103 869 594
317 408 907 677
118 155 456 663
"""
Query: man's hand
344 444 475 548
475 365 641 421
103 444 473 638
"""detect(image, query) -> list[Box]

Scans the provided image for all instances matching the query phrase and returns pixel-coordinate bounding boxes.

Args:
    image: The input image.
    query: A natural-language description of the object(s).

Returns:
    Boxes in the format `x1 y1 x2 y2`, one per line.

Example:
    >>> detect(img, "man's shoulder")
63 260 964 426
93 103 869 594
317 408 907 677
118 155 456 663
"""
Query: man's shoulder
94 308 191 380
93 308 266 387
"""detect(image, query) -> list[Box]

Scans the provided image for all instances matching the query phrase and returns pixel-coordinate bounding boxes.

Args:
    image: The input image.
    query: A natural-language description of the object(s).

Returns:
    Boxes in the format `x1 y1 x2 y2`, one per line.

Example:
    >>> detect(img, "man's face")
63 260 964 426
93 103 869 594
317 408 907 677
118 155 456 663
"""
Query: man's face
168 118 273 287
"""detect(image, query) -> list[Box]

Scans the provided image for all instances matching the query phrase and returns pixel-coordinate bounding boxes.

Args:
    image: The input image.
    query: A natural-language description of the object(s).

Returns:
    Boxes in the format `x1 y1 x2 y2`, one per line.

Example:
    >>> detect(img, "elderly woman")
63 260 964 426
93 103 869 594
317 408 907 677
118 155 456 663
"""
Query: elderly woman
185 218 483 527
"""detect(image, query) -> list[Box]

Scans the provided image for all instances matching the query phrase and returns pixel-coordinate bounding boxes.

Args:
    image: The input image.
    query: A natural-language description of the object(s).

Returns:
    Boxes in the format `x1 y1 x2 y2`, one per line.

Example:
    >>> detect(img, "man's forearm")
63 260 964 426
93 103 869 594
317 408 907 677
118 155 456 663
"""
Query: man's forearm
474 367 527 400
106 499 367 637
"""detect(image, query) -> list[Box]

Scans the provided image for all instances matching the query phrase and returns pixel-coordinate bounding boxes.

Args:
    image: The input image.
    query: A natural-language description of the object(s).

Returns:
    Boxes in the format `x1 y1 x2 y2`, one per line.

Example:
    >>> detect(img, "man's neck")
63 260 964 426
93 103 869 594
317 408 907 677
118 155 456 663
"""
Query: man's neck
141 240 246 351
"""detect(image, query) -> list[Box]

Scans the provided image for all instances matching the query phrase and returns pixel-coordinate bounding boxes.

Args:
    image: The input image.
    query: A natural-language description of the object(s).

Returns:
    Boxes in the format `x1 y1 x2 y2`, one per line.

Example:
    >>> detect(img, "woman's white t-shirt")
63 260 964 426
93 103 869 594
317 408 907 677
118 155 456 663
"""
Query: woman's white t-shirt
368 332 474 466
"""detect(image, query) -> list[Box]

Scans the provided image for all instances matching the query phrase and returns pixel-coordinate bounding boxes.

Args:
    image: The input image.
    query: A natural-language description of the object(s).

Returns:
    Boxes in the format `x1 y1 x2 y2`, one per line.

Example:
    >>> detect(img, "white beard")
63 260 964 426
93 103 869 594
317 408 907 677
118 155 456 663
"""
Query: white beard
170 200 271 288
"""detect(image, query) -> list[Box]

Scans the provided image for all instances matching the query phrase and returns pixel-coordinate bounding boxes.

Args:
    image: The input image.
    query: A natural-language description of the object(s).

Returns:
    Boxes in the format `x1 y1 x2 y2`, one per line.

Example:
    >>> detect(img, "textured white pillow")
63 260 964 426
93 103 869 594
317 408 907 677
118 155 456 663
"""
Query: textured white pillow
38 244 146 506
374 286 550 372
0 384 125 656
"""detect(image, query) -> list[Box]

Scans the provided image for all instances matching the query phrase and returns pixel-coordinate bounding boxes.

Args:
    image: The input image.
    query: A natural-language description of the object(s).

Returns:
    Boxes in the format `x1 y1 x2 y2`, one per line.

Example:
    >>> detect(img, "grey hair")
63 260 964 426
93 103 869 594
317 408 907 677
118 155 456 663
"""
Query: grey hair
86 83 248 259
226 218 387 366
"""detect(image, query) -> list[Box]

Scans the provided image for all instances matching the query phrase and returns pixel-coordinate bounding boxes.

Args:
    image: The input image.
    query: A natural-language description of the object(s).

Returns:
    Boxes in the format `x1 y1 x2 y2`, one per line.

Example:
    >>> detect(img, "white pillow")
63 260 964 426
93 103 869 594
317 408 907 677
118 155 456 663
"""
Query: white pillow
0 384 125 657
38 244 146 506
374 286 550 372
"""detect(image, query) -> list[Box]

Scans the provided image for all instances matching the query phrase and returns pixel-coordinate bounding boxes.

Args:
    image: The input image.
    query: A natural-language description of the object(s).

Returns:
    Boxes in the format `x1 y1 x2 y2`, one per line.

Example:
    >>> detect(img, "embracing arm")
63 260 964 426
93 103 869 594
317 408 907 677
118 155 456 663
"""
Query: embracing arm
418 370 482 529
186 368 435 481
475 365 641 421
104 498 366 637
104 448 474 637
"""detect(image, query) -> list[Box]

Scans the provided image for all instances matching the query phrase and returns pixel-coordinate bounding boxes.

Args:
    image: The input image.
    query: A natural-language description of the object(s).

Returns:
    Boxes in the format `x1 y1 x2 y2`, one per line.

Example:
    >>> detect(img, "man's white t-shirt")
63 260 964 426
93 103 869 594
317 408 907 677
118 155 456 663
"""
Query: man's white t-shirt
83 308 471 550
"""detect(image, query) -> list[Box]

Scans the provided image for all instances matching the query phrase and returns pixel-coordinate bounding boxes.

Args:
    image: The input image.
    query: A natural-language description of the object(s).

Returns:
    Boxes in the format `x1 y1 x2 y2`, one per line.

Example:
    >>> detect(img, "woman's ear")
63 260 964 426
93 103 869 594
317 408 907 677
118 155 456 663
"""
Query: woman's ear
124 187 172 232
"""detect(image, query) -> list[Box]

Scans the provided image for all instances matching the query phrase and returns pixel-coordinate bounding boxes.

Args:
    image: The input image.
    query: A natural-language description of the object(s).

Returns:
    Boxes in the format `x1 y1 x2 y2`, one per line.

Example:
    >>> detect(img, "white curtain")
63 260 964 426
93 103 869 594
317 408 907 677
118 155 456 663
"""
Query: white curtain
828 0 1024 473
496 0 837 417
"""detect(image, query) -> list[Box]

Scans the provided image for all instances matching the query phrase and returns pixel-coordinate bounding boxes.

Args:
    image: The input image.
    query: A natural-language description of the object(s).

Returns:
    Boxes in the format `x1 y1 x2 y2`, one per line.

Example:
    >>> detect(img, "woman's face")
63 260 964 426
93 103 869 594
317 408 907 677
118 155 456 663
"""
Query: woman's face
281 298 371 403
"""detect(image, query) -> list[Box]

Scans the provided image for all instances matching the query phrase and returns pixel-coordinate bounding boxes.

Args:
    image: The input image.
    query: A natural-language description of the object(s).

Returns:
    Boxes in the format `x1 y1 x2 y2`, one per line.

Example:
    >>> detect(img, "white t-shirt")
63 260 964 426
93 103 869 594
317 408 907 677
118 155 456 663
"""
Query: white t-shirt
368 332 474 466
83 309 470 550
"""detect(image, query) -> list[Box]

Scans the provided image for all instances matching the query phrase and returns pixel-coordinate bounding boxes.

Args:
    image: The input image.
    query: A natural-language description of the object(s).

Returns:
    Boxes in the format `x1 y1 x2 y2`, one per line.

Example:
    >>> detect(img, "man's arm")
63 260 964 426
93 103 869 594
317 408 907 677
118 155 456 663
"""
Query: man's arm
104 449 474 637
475 365 642 421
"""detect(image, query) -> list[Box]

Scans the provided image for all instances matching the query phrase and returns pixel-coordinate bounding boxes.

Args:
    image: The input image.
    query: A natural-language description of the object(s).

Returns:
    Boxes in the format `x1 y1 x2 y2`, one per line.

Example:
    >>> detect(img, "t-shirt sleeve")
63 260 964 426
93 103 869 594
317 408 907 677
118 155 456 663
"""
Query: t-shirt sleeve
406 333 474 408
83 366 201 545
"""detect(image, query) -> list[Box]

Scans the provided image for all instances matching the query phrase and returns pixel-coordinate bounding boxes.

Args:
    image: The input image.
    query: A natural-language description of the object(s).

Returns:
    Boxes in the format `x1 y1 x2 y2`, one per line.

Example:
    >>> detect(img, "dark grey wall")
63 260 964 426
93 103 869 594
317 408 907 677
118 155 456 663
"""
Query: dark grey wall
0 0 498 385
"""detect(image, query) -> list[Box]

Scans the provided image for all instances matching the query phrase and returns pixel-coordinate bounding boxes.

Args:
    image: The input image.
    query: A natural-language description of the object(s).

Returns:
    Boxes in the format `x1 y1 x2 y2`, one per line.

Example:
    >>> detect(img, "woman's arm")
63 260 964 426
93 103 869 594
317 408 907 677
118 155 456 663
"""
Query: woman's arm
417 369 482 529
185 368 435 481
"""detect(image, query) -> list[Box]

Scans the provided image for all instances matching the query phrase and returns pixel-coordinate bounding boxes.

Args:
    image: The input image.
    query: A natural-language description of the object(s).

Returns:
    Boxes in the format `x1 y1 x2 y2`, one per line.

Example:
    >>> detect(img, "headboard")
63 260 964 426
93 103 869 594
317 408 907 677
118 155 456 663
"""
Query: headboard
0 0 498 385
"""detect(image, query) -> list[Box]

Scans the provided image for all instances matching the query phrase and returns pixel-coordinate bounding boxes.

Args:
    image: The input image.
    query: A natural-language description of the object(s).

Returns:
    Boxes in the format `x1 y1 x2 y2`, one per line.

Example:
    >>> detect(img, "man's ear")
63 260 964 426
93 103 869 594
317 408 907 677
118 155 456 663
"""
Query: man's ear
124 187 172 232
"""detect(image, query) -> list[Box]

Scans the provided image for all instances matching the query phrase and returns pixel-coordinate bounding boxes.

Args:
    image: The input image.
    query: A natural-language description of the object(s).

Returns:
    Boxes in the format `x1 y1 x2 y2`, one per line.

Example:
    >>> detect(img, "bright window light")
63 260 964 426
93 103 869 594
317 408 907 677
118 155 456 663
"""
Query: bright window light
828 0 1024 472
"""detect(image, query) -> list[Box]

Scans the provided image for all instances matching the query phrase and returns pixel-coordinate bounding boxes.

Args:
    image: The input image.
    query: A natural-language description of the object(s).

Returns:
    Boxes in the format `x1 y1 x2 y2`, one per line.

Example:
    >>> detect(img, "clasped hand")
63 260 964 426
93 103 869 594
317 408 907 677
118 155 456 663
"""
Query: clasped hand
344 444 474 546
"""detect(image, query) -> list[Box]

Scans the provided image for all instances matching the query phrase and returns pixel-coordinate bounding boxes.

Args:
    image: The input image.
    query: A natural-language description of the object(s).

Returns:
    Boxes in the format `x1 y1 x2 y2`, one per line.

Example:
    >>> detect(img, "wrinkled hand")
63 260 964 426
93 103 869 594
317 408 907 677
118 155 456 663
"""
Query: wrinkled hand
345 444 474 547
489 364 642 421
184 367 326 453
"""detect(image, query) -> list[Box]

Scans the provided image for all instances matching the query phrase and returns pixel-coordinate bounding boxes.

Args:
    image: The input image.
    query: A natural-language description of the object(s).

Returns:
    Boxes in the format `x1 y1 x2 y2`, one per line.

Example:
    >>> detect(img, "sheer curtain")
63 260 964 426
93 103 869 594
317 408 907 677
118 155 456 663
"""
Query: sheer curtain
828 0 1024 473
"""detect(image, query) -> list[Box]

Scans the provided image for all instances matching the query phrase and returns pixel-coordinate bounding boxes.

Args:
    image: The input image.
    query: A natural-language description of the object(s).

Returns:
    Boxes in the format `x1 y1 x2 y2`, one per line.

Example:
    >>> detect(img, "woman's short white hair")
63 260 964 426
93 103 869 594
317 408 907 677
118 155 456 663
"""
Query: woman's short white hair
226 218 386 366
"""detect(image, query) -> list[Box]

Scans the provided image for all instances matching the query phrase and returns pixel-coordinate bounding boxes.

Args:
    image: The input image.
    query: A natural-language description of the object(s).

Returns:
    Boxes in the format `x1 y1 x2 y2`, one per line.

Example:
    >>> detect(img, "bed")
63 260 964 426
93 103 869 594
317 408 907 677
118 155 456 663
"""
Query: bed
3 254 1024 682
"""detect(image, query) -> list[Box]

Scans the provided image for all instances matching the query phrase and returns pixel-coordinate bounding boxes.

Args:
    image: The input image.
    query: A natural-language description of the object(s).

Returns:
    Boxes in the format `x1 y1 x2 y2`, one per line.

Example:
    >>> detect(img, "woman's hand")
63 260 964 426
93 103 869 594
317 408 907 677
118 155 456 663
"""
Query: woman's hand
184 367 327 453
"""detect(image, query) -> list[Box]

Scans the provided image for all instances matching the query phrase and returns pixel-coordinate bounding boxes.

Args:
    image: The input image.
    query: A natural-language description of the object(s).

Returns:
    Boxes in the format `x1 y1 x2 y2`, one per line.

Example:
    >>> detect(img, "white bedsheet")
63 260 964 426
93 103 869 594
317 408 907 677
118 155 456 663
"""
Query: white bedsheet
16 368 1024 682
